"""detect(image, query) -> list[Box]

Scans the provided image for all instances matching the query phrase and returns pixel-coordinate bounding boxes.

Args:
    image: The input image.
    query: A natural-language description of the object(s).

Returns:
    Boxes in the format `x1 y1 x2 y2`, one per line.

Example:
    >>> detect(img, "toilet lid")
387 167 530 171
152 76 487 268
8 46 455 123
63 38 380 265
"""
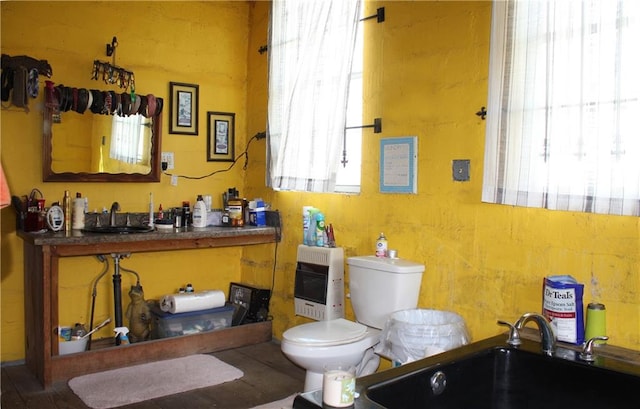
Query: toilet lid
283 318 368 347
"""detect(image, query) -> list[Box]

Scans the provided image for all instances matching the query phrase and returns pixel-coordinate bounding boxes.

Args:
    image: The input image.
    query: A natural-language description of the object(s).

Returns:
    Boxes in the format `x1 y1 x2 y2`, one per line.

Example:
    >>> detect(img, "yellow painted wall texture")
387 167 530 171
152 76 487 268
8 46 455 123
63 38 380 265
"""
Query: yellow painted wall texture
0 1 258 362
1 0 638 364
245 1 640 353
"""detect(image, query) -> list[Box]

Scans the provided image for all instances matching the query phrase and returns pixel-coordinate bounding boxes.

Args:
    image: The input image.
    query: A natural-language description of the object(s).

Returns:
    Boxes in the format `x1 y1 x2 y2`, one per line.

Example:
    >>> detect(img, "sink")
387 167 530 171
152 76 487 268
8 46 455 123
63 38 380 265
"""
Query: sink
293 334 640 409
82 225 154 234
366 347 639 408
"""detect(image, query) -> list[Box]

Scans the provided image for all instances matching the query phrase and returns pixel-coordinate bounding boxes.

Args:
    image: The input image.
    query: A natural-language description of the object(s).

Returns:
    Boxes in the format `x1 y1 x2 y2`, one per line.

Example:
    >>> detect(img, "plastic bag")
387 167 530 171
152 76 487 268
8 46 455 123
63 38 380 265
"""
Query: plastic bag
375 309 470 365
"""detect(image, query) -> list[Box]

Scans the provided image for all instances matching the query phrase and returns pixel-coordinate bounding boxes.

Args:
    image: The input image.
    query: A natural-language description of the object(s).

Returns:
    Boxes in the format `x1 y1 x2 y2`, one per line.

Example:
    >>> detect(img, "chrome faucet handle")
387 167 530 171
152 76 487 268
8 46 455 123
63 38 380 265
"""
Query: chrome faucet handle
497 320 522 346
579 336 609 362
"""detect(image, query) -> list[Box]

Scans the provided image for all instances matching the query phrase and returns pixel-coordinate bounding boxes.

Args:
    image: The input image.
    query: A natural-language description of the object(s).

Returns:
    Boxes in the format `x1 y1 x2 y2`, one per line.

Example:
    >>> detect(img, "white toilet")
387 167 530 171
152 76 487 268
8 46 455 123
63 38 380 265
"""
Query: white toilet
281 255 425 392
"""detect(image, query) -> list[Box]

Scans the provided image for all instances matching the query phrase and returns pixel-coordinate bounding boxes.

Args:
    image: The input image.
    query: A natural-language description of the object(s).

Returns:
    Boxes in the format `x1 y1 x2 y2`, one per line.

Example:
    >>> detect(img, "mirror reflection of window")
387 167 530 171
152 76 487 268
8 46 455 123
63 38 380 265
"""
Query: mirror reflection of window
99 114 153 174
110 114 149 164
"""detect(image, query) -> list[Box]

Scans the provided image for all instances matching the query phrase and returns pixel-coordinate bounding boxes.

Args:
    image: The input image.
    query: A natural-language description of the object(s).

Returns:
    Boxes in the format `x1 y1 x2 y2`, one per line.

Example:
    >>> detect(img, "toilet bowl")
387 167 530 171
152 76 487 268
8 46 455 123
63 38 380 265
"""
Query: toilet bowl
281 318 381 392
282 253 425 392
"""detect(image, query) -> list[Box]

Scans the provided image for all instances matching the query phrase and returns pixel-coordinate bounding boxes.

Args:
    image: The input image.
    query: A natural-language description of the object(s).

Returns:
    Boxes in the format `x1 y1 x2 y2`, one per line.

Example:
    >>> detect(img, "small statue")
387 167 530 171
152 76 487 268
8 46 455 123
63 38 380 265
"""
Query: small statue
125 285 151 343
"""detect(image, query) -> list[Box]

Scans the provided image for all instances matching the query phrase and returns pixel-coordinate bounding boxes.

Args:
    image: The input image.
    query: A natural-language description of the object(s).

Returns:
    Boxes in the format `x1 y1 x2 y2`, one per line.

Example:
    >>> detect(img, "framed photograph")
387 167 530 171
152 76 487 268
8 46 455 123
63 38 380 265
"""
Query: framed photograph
207 111 235 162
169 82 199 135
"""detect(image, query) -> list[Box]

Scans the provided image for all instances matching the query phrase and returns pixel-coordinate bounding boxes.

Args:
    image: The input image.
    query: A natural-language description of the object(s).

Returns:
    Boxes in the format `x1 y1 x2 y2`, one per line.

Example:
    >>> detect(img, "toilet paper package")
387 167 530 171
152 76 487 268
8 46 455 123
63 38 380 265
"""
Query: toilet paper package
160 290 226 314
542 275 585 344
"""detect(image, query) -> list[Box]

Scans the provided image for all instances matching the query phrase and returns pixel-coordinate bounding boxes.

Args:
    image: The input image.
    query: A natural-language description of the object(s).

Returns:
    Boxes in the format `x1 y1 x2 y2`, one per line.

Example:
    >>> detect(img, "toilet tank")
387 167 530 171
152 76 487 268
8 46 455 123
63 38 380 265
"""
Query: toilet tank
347 256 425 329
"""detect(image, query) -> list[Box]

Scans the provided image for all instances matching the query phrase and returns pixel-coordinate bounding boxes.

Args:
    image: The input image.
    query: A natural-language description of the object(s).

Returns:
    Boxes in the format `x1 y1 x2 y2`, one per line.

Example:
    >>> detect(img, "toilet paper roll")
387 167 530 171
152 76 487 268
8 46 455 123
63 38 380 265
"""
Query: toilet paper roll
160 290 226 314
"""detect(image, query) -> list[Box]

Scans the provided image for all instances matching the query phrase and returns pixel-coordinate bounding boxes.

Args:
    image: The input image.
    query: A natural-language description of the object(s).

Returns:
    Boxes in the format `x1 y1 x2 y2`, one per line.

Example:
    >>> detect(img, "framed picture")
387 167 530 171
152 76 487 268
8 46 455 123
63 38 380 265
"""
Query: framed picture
169 82 199 135
207 111 235 162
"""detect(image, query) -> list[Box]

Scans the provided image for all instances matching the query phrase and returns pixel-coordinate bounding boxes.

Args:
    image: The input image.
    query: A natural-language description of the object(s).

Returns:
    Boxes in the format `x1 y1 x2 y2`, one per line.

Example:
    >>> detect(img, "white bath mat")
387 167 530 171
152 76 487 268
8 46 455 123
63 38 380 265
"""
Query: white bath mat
68 354 243 409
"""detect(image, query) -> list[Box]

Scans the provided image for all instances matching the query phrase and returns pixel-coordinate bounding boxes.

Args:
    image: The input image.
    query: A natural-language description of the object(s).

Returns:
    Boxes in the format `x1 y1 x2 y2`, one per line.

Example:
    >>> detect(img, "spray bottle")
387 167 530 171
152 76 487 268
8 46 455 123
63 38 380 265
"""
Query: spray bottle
114 327 130 345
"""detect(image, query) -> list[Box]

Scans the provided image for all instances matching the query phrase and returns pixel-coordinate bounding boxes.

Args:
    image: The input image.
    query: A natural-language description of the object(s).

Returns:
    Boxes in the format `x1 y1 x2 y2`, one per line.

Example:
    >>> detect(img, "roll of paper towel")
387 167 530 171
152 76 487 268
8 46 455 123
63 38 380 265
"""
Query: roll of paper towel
160 290 226 314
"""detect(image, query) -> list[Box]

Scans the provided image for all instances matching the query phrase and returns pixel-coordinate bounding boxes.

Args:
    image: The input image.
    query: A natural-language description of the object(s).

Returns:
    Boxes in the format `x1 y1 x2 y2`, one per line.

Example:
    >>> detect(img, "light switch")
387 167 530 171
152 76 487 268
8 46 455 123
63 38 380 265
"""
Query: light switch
452 159 470 181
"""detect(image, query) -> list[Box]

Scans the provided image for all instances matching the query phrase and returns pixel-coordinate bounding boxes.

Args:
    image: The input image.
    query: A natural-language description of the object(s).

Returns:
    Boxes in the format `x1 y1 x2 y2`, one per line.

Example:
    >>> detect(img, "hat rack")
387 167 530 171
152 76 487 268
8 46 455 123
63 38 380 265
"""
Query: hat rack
92 36 135 92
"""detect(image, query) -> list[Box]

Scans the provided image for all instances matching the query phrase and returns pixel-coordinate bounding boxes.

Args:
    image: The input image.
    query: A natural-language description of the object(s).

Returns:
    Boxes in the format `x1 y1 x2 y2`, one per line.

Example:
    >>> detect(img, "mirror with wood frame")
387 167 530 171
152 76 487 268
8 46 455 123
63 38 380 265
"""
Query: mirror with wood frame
43 103 162 183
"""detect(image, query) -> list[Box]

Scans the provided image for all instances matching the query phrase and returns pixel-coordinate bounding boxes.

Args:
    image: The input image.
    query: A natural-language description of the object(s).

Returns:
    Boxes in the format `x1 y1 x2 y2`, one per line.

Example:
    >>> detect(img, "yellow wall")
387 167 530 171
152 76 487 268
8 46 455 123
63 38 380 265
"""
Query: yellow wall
245 1 640 352
1 1 638 364
0 1 260 362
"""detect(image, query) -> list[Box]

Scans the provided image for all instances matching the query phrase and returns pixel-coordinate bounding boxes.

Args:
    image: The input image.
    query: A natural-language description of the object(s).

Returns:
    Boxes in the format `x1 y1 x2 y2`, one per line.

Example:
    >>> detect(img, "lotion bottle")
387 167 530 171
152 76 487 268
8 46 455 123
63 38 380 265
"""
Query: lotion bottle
192 195 207 228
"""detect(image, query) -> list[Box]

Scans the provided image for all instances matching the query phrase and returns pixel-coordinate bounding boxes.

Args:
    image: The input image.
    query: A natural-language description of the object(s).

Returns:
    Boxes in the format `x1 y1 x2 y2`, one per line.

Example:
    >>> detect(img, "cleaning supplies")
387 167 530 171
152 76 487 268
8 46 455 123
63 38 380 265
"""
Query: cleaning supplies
114 326 130 345
306 208 320 245
302 206 313 245
315 212 325 247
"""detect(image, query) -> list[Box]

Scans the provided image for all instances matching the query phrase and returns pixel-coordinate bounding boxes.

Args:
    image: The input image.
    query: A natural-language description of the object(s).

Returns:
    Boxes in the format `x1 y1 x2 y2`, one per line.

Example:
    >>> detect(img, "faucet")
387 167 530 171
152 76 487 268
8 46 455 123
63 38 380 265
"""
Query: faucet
109 202 120 226
515 312 557 355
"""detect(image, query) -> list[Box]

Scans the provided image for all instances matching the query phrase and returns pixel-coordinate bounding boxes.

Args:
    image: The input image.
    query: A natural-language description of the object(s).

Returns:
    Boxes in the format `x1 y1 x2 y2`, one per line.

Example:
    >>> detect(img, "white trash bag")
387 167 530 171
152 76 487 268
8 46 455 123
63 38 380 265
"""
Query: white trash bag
375 309 471 365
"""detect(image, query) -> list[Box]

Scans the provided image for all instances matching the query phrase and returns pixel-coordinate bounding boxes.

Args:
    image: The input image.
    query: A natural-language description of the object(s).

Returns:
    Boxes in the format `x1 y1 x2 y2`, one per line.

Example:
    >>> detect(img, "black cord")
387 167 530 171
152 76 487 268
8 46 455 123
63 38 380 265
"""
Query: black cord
163 131 265 180
265 229 279 322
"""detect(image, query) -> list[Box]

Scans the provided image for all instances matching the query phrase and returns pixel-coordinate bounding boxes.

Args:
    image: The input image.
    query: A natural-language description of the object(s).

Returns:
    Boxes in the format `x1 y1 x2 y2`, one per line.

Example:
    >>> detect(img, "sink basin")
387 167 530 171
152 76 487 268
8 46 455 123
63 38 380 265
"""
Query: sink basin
292 334 640 409
366 347 639 408
82 225 154 234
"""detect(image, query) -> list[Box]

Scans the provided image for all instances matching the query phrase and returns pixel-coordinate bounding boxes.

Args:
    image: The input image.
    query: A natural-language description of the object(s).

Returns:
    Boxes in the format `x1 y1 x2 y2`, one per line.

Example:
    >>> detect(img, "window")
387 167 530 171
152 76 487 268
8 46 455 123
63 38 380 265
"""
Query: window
482 0 640 216
267 0 362 193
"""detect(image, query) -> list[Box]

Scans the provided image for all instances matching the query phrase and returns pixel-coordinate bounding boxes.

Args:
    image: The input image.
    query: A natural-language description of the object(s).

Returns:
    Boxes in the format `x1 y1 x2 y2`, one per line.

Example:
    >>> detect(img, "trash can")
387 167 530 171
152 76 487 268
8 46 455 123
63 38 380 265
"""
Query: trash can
375 309 470 365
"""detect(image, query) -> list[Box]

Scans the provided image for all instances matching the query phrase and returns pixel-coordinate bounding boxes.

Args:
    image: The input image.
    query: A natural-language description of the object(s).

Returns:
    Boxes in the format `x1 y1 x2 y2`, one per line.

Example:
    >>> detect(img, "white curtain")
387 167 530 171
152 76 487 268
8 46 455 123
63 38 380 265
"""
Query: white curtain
267 0 361 192
110 114 146 164
483 0 640 216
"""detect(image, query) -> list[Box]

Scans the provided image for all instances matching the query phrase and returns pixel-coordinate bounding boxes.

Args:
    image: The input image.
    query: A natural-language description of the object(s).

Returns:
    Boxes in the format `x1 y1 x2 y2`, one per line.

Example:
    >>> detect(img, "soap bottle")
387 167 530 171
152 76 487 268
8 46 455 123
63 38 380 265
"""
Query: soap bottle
192 195 207 228
375 233 387 257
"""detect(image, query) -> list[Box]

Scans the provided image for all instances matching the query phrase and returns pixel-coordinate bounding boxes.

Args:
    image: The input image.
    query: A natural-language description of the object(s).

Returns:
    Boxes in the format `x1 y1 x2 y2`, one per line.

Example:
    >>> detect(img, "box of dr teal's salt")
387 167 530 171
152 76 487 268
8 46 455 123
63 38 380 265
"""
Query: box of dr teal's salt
542 275 585 345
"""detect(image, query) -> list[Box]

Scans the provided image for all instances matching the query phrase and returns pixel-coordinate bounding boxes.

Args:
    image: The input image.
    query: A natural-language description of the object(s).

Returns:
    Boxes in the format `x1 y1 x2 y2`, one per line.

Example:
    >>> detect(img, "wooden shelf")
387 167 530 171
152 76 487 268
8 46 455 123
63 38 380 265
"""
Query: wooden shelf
18 227 278 388
51 321 272 382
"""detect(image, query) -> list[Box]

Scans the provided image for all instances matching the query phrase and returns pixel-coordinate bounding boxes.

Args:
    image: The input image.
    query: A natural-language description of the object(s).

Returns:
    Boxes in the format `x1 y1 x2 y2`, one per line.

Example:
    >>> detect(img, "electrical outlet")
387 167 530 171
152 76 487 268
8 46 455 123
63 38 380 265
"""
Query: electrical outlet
161 152 174 170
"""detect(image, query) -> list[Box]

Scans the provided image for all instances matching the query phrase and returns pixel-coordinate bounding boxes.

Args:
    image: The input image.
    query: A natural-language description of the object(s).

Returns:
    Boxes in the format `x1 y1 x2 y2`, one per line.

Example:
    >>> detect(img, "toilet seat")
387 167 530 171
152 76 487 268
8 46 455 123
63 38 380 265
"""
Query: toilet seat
283 318 368 347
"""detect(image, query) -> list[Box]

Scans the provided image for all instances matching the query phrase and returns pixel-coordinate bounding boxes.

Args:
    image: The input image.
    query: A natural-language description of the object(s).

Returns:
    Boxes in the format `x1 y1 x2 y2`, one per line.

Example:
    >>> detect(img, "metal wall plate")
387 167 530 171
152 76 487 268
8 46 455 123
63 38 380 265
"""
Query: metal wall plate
452 159 470 181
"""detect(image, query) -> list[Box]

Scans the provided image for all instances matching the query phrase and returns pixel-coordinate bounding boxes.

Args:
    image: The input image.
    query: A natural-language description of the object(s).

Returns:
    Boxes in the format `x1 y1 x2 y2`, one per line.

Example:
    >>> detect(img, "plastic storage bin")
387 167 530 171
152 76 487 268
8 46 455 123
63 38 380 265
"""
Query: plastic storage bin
375 309 470 365
59 337 88 355
150 304 234 339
